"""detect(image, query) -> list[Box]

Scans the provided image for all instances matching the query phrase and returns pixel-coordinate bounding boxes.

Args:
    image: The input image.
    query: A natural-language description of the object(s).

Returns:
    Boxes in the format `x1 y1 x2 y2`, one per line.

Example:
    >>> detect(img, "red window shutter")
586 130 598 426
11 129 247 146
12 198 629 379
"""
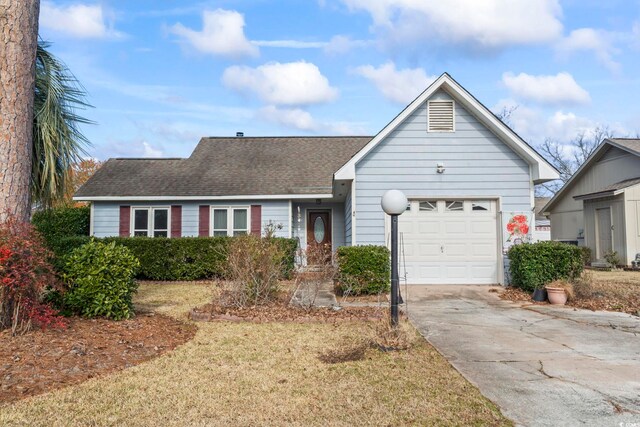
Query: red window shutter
251 205 262 236
119 206 131 237
171 205 182 238
199 205 210 237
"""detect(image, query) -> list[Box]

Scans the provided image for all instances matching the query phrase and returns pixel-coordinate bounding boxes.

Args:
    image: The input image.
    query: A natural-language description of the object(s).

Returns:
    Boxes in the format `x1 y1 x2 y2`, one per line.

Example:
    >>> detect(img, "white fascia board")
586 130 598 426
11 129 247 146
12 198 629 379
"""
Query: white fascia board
334 73 560 182
73 193 334 202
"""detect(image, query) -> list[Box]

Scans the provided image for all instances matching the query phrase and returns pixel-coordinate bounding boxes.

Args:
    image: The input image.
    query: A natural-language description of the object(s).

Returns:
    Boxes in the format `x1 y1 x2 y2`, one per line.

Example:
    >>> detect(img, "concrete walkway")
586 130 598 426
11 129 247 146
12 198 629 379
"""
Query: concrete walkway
406 285 640 427
290 280 337 308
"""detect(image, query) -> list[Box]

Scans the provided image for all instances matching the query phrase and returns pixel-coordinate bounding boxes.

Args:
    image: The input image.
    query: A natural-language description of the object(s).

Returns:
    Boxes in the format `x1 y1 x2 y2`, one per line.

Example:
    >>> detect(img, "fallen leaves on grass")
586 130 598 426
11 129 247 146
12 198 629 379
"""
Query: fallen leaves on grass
1 321 511 426
192 302 386 323
500 271 640 315
0 313 196 404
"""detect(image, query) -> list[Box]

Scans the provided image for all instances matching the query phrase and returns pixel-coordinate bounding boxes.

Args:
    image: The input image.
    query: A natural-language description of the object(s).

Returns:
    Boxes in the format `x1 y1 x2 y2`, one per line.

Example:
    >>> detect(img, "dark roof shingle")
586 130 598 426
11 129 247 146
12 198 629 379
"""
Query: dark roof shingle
76 136 372 198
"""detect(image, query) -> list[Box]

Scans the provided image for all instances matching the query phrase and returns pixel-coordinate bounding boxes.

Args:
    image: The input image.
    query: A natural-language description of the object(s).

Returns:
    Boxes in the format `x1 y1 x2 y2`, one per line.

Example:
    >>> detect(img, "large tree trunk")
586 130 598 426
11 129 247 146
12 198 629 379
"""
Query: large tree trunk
0 0 40 222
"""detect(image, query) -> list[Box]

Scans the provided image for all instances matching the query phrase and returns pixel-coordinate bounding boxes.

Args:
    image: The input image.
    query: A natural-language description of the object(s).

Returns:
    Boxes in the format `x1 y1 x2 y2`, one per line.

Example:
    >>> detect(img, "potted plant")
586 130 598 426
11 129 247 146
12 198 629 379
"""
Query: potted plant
531 286 547 302
545 280 573 305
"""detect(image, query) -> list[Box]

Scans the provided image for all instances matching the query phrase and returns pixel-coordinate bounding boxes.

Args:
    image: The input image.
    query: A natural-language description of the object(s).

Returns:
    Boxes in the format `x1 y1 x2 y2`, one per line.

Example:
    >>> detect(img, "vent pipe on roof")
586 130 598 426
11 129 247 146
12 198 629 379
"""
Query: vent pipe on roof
236 132 244 137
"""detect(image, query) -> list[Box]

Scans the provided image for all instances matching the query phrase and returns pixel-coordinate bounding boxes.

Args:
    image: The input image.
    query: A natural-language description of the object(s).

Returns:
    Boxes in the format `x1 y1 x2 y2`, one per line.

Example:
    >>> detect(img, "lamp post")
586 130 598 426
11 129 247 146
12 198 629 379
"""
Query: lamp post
381 189 408 327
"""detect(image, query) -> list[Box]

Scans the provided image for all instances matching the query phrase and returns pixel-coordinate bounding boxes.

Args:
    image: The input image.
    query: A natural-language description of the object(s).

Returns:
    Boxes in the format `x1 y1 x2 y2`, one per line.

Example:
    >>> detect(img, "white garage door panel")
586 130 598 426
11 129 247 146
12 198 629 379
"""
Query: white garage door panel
399 200 498 284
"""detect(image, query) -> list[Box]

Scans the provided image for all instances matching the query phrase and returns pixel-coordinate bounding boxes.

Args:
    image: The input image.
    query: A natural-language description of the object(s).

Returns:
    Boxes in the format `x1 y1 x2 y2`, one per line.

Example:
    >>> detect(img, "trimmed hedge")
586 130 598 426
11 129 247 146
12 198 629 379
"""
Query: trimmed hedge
49 235 297 281
335 245 390 295
507 241 584 292
31 206 91 243
32 206 90 244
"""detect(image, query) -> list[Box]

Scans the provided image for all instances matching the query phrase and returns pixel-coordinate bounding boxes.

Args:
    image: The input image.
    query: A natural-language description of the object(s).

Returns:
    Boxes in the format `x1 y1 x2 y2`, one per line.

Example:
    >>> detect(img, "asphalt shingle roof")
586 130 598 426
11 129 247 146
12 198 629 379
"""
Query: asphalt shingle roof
609 138 640 155
76 136 372 198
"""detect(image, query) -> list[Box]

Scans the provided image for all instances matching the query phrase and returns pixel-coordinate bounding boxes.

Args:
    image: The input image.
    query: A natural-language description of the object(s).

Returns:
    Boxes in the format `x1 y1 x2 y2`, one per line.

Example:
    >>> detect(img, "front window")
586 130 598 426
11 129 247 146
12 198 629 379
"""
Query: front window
212 209 228 237
233 209 248 236
153 209 168 237
132 207 169 237
210 207 250 237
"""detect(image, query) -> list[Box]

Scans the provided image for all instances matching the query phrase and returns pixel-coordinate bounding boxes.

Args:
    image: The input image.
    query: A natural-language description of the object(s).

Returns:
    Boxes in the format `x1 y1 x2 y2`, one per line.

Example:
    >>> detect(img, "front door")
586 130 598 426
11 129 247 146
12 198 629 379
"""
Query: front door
307 210 332 264
596 207 613 259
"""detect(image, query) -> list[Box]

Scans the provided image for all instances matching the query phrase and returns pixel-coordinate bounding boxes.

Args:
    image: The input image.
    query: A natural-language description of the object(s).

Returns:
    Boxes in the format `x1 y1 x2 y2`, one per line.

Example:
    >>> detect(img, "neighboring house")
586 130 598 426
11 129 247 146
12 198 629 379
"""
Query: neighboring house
75 73 558 284
532 197 551 242
542 139 640 265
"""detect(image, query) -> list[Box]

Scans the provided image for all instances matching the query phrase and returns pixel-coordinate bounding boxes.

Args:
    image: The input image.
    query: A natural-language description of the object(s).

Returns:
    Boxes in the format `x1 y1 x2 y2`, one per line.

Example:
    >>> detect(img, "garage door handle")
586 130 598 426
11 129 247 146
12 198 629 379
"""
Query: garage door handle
441 245 444 253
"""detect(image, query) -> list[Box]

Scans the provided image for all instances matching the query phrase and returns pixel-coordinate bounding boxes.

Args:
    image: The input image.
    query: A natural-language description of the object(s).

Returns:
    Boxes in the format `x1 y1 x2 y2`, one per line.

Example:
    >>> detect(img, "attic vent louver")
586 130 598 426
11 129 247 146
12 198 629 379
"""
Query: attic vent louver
428 100 455 132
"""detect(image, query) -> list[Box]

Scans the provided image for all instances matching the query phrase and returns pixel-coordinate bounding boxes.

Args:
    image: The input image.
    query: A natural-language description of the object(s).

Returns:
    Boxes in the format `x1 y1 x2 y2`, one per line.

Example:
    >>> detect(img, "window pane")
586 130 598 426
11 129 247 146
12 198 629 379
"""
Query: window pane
445 201 464 211
233 230 247 236
154 209 168 230
233 209 248 231
472 201 490 211
419 201 438 212
134 210 148 230
154 230 168 238
134 231 147 237
213 230 228 237
213 209 227 230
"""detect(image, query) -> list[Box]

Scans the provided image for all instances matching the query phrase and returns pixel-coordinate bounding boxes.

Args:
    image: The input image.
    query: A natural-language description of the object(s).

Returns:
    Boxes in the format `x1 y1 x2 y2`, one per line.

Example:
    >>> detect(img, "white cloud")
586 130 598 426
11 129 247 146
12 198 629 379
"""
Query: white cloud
258 106 363 134
259 106 318 131
324 35 372 54
170 9 259 58
502 72 590 106
341 0 563 49
556 28 620 72
40 1 122 39
354 62 435 104
142 141 164 157
253 40 327 48
545 111 597 142
222 61 339 106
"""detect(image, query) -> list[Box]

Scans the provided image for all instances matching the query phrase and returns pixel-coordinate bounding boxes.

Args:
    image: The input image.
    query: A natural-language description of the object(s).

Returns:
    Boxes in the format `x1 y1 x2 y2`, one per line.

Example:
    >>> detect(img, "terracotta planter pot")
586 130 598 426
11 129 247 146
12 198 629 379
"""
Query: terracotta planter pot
545 287 567 305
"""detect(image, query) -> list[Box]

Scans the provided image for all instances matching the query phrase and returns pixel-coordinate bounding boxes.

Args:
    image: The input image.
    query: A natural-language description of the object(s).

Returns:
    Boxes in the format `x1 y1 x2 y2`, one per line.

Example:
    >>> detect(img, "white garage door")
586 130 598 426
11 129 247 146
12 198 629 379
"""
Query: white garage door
398 199 499 284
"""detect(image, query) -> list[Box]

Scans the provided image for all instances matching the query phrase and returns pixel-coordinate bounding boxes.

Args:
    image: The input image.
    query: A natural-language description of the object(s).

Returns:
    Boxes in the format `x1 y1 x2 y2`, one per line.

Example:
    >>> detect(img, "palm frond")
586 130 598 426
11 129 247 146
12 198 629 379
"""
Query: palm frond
33 40 94 209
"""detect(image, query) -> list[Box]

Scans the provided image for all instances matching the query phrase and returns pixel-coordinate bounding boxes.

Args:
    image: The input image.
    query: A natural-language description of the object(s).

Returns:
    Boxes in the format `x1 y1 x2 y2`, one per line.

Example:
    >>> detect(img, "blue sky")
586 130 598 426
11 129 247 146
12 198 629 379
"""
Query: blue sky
38 0 640 160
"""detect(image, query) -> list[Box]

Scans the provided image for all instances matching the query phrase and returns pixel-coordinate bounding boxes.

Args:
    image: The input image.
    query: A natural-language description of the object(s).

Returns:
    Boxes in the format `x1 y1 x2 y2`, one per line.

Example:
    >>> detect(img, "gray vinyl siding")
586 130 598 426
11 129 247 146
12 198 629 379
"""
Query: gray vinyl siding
344 188 352 246
92 200 290 238
550 145 640 242
354 89 532 245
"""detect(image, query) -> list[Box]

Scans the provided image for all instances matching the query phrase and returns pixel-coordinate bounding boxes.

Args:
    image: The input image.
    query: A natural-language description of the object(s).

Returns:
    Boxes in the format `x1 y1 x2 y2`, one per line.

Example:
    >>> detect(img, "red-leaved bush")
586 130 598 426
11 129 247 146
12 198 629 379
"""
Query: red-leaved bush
0 217 65 335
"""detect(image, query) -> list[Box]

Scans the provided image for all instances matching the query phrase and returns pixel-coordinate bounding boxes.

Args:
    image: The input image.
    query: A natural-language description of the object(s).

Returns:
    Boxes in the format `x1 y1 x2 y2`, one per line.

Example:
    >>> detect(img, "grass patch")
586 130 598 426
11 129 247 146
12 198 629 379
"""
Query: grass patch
0 282 510 426
571 271 640 314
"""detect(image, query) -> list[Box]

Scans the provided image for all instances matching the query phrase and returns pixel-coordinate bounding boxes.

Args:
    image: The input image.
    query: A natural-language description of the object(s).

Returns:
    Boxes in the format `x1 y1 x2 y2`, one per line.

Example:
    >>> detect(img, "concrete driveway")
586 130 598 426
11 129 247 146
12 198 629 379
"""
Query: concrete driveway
406 285 640 427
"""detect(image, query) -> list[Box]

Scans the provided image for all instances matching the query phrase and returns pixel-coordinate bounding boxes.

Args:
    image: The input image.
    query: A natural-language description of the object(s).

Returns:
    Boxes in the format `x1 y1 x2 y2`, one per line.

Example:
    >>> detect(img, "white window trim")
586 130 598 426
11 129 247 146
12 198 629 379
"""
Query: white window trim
208 206 251 237
427 99 455 133
131 206 171 238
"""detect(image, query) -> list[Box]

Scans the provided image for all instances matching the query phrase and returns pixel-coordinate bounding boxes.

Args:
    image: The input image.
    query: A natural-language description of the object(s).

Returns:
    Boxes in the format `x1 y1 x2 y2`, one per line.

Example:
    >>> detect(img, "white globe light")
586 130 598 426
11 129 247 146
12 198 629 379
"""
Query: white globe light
381 189 408 215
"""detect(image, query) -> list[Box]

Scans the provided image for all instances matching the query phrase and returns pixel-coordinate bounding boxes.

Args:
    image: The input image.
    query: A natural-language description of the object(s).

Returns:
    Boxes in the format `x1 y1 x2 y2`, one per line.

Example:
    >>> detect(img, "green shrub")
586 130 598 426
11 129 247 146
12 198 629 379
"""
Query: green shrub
604 251 621 267
276 237 298 279
48 235 298 281
103 237 230 281
580 246 592 265
335 245 390 295
63 240 140 320
507 241 584 292
47 235 92 271
32 206 90 244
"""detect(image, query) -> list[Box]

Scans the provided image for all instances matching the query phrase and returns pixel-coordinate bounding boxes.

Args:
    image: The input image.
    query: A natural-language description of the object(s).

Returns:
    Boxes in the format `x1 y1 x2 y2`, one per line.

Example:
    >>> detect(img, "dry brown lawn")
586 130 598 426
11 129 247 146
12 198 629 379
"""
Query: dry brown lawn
572 270 640 313
0 281 510 427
